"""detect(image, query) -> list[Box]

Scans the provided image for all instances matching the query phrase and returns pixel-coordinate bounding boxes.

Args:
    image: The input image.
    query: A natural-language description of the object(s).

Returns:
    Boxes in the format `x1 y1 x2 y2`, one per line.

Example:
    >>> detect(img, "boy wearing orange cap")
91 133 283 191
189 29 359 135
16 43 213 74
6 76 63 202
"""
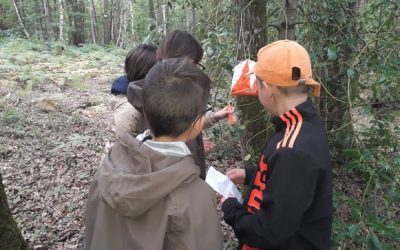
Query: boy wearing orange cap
222 40 332 249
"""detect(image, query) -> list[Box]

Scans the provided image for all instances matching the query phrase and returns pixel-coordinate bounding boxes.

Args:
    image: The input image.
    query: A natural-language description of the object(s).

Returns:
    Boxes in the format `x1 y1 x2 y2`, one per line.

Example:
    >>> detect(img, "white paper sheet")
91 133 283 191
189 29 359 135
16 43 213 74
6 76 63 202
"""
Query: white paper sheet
205 166 243 204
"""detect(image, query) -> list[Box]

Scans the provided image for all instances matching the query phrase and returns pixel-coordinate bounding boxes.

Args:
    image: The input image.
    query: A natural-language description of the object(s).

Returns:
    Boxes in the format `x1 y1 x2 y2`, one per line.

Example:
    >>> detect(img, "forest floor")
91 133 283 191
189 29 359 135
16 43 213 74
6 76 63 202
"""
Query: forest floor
0 39 240 249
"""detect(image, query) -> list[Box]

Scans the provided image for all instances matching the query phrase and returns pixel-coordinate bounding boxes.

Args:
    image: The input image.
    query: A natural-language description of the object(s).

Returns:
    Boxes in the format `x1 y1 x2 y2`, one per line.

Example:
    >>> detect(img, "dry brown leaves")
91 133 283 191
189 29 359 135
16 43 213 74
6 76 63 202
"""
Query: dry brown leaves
1 75 111 249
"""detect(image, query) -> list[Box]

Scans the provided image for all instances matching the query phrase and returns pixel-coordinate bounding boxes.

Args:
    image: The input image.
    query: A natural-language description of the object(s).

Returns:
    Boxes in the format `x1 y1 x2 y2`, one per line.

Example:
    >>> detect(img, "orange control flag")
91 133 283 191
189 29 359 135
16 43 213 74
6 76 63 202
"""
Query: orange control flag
227 102 235 126
231 59 258 96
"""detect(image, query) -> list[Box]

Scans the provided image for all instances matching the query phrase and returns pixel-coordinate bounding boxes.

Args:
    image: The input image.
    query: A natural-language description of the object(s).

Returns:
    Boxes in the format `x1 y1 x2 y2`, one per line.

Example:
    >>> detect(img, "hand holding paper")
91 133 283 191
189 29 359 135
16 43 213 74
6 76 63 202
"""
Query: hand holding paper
205 166 243 204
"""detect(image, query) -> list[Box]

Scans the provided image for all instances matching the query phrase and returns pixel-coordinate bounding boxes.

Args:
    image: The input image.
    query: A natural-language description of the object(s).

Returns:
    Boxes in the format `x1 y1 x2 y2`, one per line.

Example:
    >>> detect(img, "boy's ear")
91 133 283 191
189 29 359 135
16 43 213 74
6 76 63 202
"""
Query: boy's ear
267 83 276 99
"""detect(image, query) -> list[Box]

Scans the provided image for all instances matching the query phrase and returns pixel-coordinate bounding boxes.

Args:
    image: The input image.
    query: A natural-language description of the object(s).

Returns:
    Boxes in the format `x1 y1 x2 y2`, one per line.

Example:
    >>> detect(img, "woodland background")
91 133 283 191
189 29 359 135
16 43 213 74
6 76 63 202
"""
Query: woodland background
0 0 399 249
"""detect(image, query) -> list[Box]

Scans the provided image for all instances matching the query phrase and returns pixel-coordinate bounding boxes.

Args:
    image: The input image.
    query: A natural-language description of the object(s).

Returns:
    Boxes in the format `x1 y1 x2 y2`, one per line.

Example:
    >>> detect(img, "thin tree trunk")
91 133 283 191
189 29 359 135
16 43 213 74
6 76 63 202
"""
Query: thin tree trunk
129 0 135 40
103 0 112 44
122 1 130 47
0 172 28 250
43 0 53 39
116 7 123 46
12 0 31 41
88 0 99 43
185 6 190 30
111 18 114 42
112 0 120 43
148 0 156 30
51 0 60 35
191 2 196 33
59 0 64 41
156 0 162 29
278 0 299 40
0 4 5 30
34 1 46 39
161 0 168 35
76 0 86 43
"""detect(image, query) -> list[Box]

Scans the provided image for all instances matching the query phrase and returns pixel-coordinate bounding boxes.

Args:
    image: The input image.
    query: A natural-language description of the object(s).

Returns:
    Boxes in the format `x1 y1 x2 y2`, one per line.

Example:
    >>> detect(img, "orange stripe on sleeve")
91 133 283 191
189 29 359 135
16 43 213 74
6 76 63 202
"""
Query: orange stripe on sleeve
282 112 297 148
277 114 291 149
288 108 303 148
242 244 260 250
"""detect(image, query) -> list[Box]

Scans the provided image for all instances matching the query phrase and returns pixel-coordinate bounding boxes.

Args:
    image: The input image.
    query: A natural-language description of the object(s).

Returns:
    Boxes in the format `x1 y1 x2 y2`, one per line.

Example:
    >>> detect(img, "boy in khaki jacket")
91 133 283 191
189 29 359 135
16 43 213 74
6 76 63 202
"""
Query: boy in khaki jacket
85 58 223 250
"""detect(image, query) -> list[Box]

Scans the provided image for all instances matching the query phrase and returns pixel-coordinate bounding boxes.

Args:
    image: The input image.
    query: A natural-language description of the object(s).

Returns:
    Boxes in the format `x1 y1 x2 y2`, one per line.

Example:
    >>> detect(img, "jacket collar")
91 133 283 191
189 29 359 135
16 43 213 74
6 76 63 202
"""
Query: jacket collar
272 99 317 132
136 130 191 157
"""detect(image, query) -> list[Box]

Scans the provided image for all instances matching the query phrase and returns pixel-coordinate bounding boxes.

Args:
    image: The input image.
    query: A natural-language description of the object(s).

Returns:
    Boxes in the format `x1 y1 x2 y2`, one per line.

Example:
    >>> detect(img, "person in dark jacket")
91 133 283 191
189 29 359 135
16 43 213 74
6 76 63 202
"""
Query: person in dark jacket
127 30 232 179
222 40 333 250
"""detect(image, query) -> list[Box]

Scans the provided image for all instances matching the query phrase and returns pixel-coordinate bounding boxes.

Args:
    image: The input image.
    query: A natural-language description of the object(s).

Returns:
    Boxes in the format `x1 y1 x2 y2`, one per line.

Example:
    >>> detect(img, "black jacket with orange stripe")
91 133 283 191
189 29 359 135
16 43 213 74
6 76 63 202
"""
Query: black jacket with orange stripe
222 100 332 250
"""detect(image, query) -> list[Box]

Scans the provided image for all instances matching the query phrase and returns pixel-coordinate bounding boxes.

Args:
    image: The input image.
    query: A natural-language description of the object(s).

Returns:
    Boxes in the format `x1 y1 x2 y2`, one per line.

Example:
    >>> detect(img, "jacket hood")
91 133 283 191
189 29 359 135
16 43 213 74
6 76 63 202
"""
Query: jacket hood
97 133 199 218
127 79 145 112
111 75 130 95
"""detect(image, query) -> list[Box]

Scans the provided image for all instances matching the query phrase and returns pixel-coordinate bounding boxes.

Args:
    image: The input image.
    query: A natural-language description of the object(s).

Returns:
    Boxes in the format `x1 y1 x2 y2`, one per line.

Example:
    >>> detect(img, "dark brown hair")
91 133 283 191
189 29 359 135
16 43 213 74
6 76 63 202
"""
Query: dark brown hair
143 58 211 137
125 44 157 82
156 30 203 63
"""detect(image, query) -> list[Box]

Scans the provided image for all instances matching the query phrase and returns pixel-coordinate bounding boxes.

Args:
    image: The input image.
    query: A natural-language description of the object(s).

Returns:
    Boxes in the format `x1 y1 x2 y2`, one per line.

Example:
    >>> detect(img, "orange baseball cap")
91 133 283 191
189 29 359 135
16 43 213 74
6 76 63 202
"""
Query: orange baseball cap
253 40 320 97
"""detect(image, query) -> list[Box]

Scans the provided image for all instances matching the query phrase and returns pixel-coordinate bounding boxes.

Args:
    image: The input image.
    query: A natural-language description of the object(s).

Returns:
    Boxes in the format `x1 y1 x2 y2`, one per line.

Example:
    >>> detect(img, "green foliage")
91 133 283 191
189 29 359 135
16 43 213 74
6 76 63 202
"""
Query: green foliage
333 190 400 249
207 123 243 161
298 3 398 246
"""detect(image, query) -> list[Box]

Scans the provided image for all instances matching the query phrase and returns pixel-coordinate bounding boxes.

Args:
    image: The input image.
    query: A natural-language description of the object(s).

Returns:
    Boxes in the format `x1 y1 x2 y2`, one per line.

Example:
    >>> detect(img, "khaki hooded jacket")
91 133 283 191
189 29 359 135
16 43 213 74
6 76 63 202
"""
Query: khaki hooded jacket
85 132 223 250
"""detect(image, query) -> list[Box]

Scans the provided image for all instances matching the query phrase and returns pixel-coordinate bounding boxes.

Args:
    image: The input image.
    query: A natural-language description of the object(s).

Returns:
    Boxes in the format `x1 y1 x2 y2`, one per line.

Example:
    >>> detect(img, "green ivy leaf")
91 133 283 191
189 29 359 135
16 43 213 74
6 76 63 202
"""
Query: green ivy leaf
327 46 337 61
347 67 356 80
361 104 373 115
244 154 251 161
343 149 361 159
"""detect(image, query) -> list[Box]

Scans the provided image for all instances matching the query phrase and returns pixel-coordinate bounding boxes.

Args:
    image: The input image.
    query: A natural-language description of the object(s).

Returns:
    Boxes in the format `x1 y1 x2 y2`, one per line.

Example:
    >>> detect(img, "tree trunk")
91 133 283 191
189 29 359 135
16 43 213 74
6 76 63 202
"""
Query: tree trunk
103 0 112 44
74 0 86 44
156 0 162 29
148 0 156 30
0 172 28 250
161 0 168 35
35 1 46 39
324 1 360 138
234 0 269 161
67 0 85 46
59 0 64 41
112 0 121 43
12 0 31 41
278 0 299 40
88 0 100 43
129 0 135 41
0 4 5 30
43 0 53 40
303 0 360 153
191 2 196 33
116 3 124 47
